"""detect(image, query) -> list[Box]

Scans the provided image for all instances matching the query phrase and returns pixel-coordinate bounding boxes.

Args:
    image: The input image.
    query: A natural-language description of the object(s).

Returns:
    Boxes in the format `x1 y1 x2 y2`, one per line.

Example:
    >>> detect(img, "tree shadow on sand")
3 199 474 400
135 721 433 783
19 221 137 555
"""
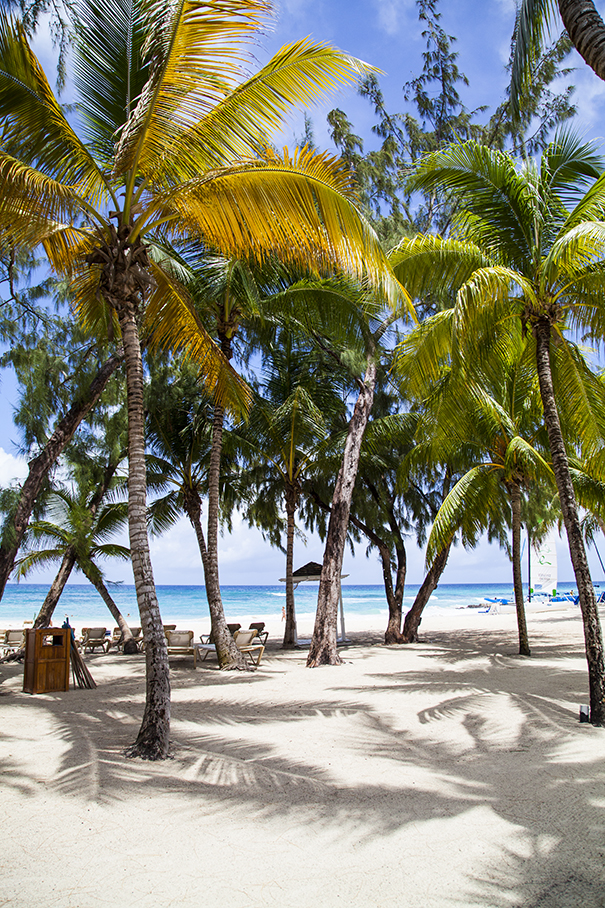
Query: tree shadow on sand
0 628 604 907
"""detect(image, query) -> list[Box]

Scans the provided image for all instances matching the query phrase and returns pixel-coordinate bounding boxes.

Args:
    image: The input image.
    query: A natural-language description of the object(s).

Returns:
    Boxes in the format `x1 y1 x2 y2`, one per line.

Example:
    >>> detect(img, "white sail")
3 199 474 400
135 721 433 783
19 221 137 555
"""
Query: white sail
531 529 558 595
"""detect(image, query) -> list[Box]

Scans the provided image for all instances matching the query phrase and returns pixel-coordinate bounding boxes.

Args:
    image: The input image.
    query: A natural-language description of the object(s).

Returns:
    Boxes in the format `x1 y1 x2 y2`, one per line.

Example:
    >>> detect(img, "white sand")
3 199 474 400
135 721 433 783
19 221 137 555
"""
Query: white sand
1 606 604 907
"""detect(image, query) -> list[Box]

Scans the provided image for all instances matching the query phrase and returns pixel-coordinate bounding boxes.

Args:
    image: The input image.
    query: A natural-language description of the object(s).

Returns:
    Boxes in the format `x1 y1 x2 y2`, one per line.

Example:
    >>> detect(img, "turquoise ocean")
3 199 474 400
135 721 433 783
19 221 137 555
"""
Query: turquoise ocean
0 581 582 626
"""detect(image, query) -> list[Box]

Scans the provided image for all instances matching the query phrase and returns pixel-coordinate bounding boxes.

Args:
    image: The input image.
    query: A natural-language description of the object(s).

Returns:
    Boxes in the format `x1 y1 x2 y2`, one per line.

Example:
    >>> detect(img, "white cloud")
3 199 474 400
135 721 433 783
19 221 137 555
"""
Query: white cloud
373 0 414 36
0 448 28 486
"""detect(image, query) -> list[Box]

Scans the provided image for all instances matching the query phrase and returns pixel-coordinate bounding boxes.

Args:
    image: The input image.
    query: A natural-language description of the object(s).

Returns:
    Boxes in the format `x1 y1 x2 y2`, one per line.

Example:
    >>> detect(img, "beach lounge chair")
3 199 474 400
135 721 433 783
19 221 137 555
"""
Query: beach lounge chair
81 627 109 653
248 622 268 645
166 630 196 664
106 627 122 651
107 626 144 653
3 629 25 654
233 629 265 667
200 623 241 645
197 629 265 667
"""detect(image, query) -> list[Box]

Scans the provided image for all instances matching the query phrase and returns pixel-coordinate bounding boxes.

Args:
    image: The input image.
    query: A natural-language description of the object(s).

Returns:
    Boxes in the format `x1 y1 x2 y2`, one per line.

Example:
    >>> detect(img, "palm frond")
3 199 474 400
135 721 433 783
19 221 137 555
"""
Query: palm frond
0 16 110 201
510 0 559 115
389 234 493 303
73 0 151 162
411 142 536 267
157 38 377 180
163 147 407 310
114 0 274 176
145 261 252 416
426 465 506 566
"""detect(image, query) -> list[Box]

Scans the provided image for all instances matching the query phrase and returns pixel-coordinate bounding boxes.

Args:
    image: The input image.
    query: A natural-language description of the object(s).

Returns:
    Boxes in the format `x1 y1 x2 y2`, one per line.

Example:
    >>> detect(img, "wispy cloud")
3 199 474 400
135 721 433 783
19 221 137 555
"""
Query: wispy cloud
0 448 28 486
373 0 414 36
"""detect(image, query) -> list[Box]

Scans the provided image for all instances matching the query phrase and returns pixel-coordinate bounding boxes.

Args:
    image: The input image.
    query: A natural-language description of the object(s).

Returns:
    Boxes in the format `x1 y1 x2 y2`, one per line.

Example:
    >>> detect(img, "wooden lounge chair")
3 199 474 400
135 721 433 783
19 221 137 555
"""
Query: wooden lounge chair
248 622 268 645
234 629 265 667
81 627 109 653
166 630 196 664
3 629 25 654
107 626 144 653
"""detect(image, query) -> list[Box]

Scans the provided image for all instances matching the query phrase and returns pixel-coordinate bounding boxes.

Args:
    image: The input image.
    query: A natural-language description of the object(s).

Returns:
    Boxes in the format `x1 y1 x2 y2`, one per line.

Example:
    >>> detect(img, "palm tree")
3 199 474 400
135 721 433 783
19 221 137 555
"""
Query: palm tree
512 1 605 95
238 334 344 647
16 483 131 632
392 134 605 723
145 357 250 668
265 277 413 666
0 0 397 756
407 319 555 655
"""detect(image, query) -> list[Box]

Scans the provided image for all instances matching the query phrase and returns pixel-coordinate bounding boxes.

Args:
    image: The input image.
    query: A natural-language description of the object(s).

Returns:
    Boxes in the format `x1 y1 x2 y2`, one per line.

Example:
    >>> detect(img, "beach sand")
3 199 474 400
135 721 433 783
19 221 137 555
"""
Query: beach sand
1 607 604 907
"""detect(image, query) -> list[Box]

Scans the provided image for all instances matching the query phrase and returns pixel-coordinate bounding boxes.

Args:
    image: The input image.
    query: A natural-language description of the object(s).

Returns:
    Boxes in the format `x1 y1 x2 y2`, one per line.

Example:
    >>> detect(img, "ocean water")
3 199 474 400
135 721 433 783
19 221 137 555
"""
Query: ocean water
0 581 580 626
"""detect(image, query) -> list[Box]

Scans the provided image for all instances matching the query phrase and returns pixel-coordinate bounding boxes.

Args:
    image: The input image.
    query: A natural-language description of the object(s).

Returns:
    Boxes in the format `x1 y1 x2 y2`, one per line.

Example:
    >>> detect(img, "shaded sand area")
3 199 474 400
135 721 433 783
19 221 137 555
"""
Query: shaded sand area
1 608 604 907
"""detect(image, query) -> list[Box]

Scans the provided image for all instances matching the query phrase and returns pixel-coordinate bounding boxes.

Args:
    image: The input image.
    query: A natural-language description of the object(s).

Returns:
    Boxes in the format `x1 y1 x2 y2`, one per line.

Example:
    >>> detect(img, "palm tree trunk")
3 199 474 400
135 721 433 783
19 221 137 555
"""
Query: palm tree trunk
401 542 451 642
206 401 247 669
509 480 531 656
34 548 78 628
118 305 171 757
182 485 243 666
534 317 605 724
382 539 407 644
307 359 377 667
283 487 298 648
558 0 605 81
80 565 134 650
0 353 122 601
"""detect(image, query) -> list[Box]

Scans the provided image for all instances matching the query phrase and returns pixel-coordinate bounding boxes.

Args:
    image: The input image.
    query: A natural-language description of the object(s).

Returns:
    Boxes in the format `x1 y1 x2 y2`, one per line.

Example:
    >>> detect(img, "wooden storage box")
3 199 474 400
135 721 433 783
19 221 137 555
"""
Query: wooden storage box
23 628 70 694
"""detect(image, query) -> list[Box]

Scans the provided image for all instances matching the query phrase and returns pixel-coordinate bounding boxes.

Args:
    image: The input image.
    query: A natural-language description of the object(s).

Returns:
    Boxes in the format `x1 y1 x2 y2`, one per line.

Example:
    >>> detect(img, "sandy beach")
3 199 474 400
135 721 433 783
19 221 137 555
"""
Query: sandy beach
1 606 604 907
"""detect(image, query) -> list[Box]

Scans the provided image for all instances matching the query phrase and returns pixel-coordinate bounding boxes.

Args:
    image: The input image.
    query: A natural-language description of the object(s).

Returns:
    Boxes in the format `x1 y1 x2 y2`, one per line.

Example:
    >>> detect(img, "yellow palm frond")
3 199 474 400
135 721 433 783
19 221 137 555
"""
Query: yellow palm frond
0 155 100 248
0 17 110 203
145 262 252 415
158 147 407 310
114 0 273 177
154 38 377 180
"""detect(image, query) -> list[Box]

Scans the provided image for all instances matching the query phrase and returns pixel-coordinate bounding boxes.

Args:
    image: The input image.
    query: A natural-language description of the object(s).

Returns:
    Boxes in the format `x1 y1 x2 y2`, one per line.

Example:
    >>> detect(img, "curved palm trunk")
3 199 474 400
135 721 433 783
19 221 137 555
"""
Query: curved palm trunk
206 401 247 670
1 548 78 663
509 480 531 656
182 485 243 665
534 317 605 724
34 547 78 629
283 486 298 648
401 542 451 642
507 482 531 656
307 359 377 667
0 353 122 601
558 0 605 81
382 538 407 644
80 564 134 650
118 306 171 757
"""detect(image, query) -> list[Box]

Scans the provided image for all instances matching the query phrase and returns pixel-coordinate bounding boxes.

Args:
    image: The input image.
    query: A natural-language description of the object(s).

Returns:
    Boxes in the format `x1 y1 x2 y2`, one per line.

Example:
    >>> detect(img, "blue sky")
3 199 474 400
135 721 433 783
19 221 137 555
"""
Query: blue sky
2 0 605 587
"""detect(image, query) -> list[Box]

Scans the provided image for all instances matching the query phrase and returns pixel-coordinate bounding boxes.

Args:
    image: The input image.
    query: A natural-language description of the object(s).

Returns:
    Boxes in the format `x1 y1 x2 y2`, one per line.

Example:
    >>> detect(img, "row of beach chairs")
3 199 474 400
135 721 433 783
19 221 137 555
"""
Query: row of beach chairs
78 622 268 666
0 622 267 666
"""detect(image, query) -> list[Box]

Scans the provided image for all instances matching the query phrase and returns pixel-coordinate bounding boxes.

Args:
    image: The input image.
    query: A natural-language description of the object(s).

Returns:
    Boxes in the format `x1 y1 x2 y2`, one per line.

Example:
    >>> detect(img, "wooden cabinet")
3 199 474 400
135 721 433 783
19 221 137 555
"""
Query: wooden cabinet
23 628 70 694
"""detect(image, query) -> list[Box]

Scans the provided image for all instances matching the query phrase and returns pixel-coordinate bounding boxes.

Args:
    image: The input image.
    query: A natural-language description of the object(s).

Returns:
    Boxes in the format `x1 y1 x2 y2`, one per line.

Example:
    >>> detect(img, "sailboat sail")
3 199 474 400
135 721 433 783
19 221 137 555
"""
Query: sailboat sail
531 530 558 595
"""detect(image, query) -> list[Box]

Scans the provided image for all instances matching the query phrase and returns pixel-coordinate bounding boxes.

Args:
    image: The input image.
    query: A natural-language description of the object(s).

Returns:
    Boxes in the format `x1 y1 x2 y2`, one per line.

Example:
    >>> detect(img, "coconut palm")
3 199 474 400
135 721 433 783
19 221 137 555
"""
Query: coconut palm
238 334 345 647
263 276 413 666
392 133 605 723
408 319 555 655
145 357 250 668
0 0 398 755
512 0 605 98
16 482 131 631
